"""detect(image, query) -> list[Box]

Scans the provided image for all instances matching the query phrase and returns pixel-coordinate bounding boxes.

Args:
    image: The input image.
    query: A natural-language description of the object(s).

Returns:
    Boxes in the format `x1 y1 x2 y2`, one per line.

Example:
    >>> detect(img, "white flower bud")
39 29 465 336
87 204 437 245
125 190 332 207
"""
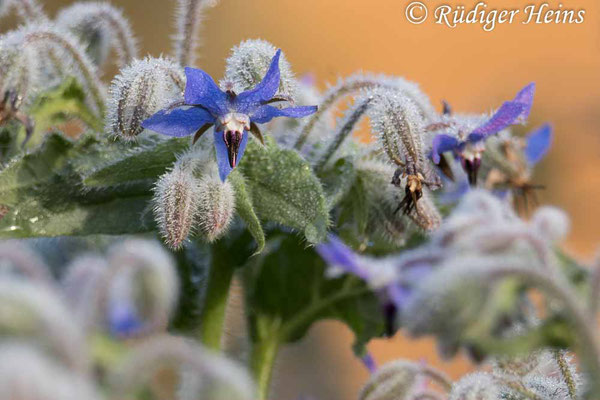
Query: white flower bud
0 343 100 400
153 156 202 249
105 56 185 139
223 39 297 99
531 206 570 243
56 2 138 69
449 372 500 400
196 169 235 242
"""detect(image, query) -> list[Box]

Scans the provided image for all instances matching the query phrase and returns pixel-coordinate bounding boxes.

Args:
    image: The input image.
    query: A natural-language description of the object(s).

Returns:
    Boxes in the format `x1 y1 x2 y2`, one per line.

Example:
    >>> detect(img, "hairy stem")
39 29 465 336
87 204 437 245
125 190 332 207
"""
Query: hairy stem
553 350 577 399
250 318 281 400
173 0 217 66
196 253 235 350
294 78 396 150
315 97 372 172
24 31 105 117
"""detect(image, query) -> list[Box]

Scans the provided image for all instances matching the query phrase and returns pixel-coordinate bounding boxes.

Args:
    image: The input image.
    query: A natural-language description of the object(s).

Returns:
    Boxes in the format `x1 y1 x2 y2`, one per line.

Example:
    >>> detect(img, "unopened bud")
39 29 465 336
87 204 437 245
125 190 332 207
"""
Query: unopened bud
196 170 235 242
153 157 202 249
531 206 570 243
223 39 297 99
106 56 185 139
449 372 500 400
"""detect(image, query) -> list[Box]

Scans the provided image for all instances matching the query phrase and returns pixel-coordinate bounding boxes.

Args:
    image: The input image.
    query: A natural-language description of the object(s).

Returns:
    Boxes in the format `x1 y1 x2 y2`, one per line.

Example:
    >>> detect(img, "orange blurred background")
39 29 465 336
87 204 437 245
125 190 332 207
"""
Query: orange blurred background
9 0 600 398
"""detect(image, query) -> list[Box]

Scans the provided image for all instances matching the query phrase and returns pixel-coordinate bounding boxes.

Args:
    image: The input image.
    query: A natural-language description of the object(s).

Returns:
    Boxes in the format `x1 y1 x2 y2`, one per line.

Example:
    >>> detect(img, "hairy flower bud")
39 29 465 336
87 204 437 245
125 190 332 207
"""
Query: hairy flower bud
196 169 235 242
153 155 202 249
102 240 179 338
56 2 138 69
359 360 420 400
110 335 255 400
366 87 426 168
0 24 105 114
0 241 54 285
0 0 46 21
0 344 100 400
224 39 297 99
531 206 570 243
449 372 500 400
106 56 185 139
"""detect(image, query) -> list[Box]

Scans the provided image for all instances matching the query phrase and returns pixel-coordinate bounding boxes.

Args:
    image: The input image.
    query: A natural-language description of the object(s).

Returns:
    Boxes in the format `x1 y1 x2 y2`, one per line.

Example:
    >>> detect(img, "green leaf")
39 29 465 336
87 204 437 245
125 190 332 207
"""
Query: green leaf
244 234 385 354
318 156 357 209
228 170 265 254
80 136 189 188
0 133 156 238
239 139 328 244
27 77 102 146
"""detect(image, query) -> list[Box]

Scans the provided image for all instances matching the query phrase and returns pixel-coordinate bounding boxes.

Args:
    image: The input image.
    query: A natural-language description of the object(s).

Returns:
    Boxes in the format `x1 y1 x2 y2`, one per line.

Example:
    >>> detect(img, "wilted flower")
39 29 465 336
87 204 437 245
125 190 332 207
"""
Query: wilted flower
430 83 535 185
141 49 317 181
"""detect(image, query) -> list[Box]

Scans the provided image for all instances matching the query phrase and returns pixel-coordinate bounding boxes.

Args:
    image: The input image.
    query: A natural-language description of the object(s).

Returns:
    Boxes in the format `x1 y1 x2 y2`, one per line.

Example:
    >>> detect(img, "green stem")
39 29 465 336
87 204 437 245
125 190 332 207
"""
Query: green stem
251 331 280 400
197 256 235 350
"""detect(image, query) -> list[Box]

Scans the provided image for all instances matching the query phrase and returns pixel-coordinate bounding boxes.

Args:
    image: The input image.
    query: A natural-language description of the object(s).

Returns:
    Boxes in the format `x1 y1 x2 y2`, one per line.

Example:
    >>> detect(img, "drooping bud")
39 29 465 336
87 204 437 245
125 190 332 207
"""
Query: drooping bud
223 39 297 99
110 335 255 400
105 56 185 139
0 343 100 400
0 24 105 116
295 73 435 150
530 206 570 243
449 372 500 400
0 277 89 372
195 167 235 242
359 360 420 400
153 154 202 249
173 0 219 66
101 240 179 338
56 2 138 69
366 87 426 169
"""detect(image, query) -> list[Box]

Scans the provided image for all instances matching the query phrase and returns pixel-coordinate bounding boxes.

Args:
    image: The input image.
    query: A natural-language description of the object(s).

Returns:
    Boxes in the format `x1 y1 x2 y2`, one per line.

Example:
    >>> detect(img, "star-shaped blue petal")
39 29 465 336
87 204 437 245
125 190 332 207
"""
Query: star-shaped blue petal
141 49 318 181
525 123 553 165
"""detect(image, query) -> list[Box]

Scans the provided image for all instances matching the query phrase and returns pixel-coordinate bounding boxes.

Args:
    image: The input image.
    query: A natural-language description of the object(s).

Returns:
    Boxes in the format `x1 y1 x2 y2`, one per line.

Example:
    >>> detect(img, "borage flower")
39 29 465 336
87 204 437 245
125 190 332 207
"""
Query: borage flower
316 235 442 335
142 50 317 181
429 83 535 185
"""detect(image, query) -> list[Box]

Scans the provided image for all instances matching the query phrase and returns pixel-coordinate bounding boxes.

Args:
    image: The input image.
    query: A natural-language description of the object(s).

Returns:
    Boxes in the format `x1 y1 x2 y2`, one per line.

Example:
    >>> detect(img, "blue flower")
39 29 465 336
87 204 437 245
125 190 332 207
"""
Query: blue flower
141 50 318 181
430 83 535 185
524 123 553 166
108 299 144 338
316 235 440 335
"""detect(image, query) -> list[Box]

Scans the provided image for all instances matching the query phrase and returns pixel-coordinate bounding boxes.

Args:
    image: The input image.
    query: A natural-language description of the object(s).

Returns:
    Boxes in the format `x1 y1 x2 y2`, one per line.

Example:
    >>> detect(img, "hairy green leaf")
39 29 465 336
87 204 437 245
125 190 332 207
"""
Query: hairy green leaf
239 139 328 244
244 234 384 354
0 133 156 238
228 170 265 254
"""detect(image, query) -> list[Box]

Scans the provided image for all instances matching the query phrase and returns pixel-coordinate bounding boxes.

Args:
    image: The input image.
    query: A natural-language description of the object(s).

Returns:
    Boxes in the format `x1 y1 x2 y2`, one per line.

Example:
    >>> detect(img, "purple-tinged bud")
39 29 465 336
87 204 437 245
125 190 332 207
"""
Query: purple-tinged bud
224 39 297 99
195 168 235 242
106 56 185 139
153 156 202 249
103 240 179 338
56 2 138 69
